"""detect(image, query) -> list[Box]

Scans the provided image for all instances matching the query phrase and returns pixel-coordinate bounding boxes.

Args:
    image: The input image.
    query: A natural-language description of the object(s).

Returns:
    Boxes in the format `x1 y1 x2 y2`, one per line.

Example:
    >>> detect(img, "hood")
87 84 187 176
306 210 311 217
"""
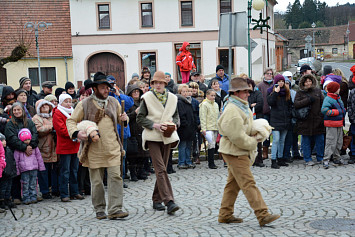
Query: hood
179 41 190 52
1 86 15 101
299 74 317 91
177 94 190 104
35 99 55 116
126 84 143 97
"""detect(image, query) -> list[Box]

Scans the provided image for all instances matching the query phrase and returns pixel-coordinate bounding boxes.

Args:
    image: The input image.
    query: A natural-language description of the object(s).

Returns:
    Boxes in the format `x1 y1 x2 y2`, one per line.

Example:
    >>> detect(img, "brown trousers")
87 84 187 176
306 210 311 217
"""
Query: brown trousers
219 154 269 222
147 141 174 205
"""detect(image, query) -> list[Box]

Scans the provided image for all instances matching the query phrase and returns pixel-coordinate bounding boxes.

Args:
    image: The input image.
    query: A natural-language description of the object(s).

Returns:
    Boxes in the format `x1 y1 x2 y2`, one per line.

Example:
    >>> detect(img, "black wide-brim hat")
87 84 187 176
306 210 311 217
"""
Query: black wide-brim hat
85 72 113 90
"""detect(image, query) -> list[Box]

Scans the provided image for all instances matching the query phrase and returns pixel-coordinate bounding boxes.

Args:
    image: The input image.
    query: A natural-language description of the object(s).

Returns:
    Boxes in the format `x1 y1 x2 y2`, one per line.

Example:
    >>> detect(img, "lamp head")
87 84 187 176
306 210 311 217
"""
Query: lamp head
312 22 316 28
252 0 265 11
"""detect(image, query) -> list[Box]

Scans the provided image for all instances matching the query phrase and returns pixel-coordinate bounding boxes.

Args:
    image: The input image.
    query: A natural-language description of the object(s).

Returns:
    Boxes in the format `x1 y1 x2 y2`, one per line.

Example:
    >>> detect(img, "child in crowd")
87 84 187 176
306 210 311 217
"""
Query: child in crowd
321 82 346 169
199 89 219 169
188 87 201 164
177 84 196 169
14 128 45 205
32 99 58 199
210 79 227 111
190 82 204 103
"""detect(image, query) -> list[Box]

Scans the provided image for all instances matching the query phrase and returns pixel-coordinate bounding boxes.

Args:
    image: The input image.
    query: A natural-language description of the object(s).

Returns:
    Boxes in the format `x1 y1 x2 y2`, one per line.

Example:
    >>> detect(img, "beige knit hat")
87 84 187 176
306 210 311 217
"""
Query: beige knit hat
151 71 168 85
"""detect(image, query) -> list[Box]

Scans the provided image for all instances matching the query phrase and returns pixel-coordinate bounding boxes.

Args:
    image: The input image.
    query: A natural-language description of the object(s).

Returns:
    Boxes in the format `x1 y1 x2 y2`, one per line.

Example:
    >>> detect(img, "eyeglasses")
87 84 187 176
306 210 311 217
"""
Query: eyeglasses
265 73 273 75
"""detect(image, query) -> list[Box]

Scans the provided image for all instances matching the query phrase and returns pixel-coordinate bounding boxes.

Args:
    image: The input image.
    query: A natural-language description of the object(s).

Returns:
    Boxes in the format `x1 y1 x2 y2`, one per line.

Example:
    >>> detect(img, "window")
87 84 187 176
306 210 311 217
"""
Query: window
141 3 153 27
28 67 56 86
175 43 201 82
98 4 110 29
140 52 156 75
332 48 338 54
218 49 235 75
220 0 231 13
181 1 193 26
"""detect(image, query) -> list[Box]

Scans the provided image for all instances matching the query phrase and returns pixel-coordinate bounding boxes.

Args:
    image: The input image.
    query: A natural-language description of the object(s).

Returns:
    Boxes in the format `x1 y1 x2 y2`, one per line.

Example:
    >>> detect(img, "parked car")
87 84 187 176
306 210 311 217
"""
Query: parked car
296 57 315 75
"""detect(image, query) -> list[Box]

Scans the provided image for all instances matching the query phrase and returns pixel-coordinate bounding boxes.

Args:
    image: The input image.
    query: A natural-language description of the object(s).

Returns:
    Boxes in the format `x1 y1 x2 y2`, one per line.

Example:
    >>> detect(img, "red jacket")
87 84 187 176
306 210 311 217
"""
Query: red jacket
176 42 196 72
52 107 79 154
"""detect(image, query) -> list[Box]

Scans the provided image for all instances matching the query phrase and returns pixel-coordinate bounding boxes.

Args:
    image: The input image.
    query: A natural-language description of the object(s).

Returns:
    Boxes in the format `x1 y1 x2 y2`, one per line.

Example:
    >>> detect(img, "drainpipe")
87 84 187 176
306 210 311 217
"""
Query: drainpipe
64 56 68 82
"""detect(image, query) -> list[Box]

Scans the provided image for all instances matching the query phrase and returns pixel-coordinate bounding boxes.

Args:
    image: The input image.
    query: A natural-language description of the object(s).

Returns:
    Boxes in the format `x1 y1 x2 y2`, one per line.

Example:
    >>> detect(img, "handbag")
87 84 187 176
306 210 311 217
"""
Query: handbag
126 137 138 155
342 131 352 150
292 93 311 120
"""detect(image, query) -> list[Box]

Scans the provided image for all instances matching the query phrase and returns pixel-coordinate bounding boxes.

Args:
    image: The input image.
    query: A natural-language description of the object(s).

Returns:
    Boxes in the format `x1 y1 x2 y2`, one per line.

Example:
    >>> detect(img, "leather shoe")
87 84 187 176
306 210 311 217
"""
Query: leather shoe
166 201 180 215
209 165 218 169
70 194 85 200
108 210 129 220
61 197 71 202
195 158 201 164
259 214 280 227
153 202 166 211
96 212 107 220
218 215 244 223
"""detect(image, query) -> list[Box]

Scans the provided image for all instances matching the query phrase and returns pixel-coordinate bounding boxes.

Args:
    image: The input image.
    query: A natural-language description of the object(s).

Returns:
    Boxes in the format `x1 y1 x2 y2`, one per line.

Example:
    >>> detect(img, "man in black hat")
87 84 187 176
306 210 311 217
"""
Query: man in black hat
190 72 208 95
18 77 38 107
38 81 54 99
67 71 129 220
300 64 312 76
209 65 230 93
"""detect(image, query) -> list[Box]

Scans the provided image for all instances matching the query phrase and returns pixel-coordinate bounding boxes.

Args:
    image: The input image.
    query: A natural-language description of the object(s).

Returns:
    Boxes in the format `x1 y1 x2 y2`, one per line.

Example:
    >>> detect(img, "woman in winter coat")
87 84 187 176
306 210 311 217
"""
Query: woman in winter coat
4 102 39 205
177 84 196 169
126 84 150 181
52 94 83 202
176 41 196 83
247 78 264 167
32 99 58 199
267 74 292 169
294 74 325 166
15 89 36 119
210 79 227 111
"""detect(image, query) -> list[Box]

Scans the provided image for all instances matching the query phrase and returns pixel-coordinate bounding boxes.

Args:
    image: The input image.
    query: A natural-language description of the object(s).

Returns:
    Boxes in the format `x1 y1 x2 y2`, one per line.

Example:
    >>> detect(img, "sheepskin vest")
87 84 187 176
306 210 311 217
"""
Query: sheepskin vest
141 91 179 150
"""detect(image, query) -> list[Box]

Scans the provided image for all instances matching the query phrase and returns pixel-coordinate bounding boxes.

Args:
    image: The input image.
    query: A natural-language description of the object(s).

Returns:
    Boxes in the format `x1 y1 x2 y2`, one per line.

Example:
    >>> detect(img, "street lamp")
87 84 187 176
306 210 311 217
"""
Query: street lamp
248 0 268 78
311 22 316 58
346 28 350 60
24 22 52 90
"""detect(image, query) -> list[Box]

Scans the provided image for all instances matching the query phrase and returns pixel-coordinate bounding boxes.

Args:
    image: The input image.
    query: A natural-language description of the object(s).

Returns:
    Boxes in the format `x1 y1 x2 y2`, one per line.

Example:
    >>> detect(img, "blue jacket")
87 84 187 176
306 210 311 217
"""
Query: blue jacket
109 92 134 139
210 74 229 93
321 92 345 128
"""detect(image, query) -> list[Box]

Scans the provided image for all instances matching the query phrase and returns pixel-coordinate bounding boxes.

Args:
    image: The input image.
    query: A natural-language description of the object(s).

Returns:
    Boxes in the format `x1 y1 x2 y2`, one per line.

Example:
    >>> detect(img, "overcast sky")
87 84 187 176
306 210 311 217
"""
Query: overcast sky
274 0 352 13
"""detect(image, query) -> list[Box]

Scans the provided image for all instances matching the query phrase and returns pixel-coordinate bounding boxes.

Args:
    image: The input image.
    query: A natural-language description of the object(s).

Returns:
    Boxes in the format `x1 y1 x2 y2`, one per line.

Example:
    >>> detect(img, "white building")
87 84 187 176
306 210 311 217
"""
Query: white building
70 0 277 88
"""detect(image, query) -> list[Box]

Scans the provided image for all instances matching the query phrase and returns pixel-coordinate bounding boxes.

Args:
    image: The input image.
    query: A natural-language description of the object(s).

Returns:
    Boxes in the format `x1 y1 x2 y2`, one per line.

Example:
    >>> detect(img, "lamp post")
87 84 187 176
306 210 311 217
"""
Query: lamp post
248 0 266 78
311 22 316 58
346 29 350 60
24 22 52 90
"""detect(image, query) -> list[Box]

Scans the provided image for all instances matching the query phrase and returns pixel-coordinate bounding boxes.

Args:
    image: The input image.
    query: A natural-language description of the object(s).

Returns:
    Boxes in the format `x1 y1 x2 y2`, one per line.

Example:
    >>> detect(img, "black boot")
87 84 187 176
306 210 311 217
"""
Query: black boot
0 199 7 210
5 199 16 209
253 152 265 167
208 148 217 169
129 165 138 182
271 159 280 169
137 165 148 180
277 158 289 167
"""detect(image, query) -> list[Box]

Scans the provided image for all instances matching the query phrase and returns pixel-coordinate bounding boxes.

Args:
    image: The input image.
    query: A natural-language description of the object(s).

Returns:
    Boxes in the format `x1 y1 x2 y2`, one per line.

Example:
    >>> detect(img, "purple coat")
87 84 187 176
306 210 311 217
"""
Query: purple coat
14 147 45 175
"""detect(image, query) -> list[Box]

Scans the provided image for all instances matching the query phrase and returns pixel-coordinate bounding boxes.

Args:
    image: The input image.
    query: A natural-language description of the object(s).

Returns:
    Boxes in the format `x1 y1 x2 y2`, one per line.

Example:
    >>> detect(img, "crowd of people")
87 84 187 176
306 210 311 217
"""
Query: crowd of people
0 43 354 225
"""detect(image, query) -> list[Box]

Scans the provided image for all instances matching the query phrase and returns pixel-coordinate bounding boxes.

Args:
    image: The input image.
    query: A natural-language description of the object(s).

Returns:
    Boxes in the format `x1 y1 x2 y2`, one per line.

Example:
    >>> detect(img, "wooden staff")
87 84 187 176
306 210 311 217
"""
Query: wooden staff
120 100 125 178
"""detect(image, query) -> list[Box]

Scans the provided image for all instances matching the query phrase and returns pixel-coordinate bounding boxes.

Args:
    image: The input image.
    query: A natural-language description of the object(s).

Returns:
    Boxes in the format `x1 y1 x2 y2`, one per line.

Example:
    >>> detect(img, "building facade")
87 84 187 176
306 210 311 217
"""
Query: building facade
70 0 277 87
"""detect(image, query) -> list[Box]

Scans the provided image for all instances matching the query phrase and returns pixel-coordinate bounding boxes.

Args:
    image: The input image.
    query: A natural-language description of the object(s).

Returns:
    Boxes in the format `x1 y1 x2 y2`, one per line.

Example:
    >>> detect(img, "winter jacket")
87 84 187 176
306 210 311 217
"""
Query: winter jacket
166 79 178 94
1 86 16 108
321 93 346 128
177 94 195 141
267 88 292 131
176 42 196 72
14 147 45 175
52 107 80 155
110 92 134 139
26 89 39 108
294 75 325 136
209 74 230 93
1 147 17 179
0 111 9 135
340 80 349 110
217 95 258 164
32 112 57 163
257 80 274 115
38 90 52 100
248 89 263 119
199 99 219 131
191 97 200 126
214 89 227 111
4 118 38 152
0 142 5 178
348 88 355 124
24 103 36 119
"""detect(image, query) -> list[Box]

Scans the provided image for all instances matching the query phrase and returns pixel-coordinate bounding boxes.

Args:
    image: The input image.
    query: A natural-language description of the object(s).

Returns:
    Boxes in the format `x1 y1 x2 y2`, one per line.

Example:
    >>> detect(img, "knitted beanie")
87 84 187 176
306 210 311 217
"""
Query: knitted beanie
59 94 72 105
326 81 340 93
44 94 57 103
216 65 224 72
19 77 31 88
18 128 32 142
132 73 139 79
273 74 285 85
323 65 333 76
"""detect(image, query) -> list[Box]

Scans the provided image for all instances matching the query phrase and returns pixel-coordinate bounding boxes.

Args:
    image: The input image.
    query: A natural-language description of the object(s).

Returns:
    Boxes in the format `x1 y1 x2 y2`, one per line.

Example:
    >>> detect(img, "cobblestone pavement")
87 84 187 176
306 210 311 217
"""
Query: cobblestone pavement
1 157 354 237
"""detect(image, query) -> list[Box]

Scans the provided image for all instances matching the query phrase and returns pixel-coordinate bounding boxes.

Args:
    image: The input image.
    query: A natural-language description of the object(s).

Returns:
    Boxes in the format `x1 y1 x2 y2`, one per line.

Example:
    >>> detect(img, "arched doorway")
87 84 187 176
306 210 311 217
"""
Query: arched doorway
87 52 125 89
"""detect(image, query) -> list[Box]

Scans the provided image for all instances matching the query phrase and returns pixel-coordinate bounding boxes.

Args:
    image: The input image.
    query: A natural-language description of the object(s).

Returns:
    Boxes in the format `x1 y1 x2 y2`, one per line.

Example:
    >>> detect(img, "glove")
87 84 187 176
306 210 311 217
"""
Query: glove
309 97 315 103
0 117 8 123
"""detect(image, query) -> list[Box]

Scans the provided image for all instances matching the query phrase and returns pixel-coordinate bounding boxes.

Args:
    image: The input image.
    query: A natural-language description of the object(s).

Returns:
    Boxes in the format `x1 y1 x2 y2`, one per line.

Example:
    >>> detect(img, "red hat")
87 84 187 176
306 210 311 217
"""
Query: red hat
326 81 340 94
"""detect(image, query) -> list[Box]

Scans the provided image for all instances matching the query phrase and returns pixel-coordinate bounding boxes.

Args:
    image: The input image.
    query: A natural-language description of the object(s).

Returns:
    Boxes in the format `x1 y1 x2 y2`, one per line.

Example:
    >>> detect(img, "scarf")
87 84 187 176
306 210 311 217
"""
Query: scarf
227 95 250 116
24 103 32 119
215 89 221 97
152 88 168 106
38 113 50 118
186 96 192 103
57 104 73 118
91 93 108 109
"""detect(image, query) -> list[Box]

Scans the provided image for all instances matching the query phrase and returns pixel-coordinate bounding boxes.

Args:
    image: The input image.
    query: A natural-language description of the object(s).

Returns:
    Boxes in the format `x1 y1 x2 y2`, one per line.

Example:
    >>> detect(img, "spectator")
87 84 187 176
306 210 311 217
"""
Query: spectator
176 42 196 83
209 65 229 93
38 81 54 99
44 94 58 107
165 73 178 94
55 88 66 100
1 86 16 112
347 82 355 164
332 68 349 110
18 77 38 108
210 79 227 111
140 67 151 85
189 82 204 103
15 89 36 119
190 72 207 95
283 71 299 91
